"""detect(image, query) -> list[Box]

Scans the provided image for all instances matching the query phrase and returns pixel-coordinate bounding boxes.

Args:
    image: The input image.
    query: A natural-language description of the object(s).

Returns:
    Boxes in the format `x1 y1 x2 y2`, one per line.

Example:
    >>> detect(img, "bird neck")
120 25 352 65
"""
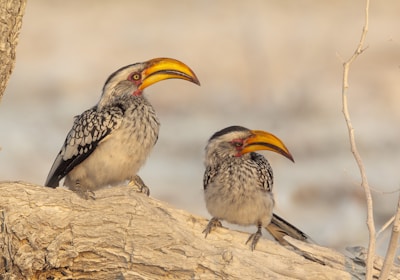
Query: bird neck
206 151 250 168
97 93 147 111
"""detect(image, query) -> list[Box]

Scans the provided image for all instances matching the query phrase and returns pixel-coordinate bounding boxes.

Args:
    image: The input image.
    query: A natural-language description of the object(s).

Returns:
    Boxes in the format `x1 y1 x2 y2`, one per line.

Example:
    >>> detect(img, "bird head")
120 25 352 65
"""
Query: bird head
205 125 294 165
99 57 200 107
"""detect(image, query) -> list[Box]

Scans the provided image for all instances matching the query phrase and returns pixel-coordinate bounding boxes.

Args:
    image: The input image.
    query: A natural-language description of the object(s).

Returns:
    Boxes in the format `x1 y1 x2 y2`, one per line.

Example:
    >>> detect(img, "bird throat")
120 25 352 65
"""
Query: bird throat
133 89 143 96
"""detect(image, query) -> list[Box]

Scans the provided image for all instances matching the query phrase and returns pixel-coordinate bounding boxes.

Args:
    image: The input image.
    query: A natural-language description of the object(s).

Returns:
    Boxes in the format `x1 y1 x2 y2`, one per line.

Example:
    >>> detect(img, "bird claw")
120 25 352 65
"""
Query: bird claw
245 226 262 251
72 181 96 200
203 217 222 238
74 189 96 200
128 175 150 196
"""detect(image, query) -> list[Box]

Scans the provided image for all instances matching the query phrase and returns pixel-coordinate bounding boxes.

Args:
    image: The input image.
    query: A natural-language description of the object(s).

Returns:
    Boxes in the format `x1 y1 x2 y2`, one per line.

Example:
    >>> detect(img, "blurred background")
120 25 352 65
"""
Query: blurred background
1 0 399 257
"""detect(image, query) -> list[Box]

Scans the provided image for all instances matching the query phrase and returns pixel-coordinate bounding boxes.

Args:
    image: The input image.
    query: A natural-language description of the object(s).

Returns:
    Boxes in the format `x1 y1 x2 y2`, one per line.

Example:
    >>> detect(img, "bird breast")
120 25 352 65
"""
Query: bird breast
204 161 274 226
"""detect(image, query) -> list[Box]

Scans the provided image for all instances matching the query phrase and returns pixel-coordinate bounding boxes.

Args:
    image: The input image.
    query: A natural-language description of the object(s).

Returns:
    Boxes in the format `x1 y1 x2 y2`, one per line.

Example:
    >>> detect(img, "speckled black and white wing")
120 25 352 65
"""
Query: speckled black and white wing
250 152 274 192
203 165 218 190
45 106 123 188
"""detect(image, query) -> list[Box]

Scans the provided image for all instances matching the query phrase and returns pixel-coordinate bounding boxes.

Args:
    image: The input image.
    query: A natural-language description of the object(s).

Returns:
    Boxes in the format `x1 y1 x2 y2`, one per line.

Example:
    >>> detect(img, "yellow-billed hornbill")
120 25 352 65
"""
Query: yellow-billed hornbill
203 125 310 250
45 58 200 197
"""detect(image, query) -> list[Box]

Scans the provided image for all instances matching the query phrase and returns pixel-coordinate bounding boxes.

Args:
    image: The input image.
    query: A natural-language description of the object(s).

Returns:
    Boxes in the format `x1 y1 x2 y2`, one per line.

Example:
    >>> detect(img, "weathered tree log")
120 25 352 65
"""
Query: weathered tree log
0 0 26 103
0 181 398 279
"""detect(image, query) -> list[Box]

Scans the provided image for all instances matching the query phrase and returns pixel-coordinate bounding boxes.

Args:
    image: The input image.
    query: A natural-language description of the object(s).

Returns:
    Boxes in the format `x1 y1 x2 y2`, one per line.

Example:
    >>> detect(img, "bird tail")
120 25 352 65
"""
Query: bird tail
265 213 314 246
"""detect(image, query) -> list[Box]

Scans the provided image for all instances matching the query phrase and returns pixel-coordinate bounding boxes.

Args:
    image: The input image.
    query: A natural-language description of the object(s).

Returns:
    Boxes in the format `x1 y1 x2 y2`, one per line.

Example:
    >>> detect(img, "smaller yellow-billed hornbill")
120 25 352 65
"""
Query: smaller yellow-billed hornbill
203 125 311 250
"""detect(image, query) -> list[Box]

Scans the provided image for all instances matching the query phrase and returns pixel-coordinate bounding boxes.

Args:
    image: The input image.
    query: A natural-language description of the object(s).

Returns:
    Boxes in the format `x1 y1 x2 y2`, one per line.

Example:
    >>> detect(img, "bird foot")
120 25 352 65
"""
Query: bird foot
83 190 96 200
246 226 262 251
73 189 96 200
203 217 222 238
128 175 150 196
71 181 96 200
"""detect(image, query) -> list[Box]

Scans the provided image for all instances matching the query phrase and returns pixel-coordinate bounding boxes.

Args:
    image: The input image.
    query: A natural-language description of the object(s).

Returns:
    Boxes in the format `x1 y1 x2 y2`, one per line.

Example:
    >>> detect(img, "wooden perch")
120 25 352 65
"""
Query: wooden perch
0 0 26 103
0 181 398 279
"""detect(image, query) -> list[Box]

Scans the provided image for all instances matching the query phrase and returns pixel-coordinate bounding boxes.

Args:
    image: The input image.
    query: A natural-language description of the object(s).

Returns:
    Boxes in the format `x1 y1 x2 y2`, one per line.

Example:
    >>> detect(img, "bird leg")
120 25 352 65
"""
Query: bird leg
246 223 263 251
203 217 222 238
128 175 150 196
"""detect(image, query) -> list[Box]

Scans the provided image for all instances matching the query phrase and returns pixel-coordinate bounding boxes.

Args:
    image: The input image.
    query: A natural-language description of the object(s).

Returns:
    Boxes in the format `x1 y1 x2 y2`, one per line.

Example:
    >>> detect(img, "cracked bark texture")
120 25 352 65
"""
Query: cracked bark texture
0 181 399 279
0 0 26 103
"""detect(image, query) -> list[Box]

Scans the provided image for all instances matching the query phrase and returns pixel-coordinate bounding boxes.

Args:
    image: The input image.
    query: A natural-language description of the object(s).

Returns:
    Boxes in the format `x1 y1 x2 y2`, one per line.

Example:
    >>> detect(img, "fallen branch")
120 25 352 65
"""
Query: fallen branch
0 181 398 279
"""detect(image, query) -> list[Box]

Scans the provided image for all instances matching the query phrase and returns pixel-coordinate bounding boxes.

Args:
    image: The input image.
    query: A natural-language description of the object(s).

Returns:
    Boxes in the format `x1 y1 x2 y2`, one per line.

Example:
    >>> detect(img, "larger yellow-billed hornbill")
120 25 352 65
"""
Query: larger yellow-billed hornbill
45 58 200 197
203 125 311 250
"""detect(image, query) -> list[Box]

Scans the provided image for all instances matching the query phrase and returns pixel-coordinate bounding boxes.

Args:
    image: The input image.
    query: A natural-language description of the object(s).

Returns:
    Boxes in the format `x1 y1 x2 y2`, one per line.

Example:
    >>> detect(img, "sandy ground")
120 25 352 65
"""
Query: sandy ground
1 0 400 257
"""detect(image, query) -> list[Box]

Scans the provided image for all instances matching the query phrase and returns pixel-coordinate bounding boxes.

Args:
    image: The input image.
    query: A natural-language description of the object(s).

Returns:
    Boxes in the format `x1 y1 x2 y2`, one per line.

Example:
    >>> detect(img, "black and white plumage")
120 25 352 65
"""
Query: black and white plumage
203 126 309 250
45 58 200 197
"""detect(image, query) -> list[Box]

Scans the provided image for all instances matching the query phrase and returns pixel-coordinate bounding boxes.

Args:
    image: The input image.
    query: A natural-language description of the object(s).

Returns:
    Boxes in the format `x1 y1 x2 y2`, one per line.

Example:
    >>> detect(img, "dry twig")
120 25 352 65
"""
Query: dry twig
341 0 376 279
380 193 400 279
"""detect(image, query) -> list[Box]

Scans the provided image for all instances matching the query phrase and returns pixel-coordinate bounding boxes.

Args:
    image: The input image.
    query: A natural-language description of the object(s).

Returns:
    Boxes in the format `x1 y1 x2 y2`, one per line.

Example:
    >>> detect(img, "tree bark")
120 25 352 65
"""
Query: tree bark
0 181 398 279
0 0 26 103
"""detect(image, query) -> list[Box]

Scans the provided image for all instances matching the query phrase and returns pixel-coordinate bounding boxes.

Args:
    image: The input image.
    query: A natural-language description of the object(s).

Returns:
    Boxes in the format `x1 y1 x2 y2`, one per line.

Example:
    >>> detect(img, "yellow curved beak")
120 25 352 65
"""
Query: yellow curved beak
242 130 294 162
138 57 200 91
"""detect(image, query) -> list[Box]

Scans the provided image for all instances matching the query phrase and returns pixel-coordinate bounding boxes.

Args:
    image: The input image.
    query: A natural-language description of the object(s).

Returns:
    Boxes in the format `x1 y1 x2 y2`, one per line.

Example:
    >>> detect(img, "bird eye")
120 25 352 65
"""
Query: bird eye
130 73 141 81
231 140 242 148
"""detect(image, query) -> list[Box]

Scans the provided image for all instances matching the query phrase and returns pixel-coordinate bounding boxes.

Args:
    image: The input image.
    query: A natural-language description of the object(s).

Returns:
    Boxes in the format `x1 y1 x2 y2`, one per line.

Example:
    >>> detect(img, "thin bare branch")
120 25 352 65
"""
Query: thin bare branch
377 215 395 238
380 193 400 279
341 0 376 279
